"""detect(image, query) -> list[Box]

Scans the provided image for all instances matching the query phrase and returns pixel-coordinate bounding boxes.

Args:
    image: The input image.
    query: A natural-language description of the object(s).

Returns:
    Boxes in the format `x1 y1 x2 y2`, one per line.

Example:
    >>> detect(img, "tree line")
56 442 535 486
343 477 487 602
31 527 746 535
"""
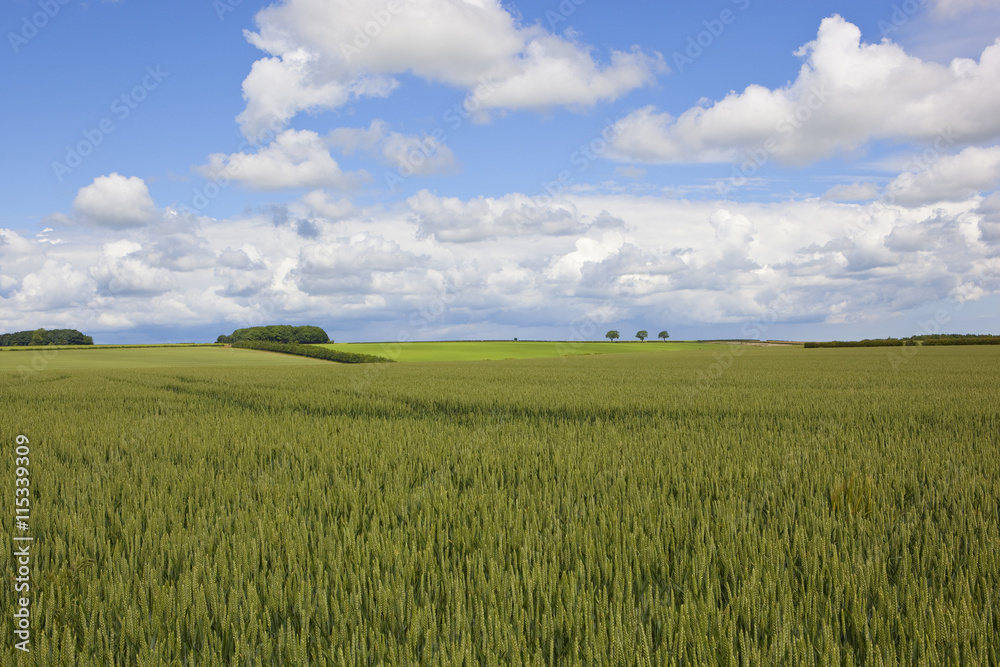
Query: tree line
805 334 1000 348
216 325 330 345
0 328 94 346
605 330 669 342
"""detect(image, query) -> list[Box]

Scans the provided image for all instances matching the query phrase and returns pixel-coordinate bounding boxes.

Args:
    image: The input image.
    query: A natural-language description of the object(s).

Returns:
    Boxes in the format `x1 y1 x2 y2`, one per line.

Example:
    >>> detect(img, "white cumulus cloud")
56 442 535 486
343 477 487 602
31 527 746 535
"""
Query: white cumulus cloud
407 190 620 243
89 240 178 297
200 129 369 191
301 190 355 220
883 145 1000 206
73 173 157 228
610 15 1000 165
12 260 93 311
236 0 665 138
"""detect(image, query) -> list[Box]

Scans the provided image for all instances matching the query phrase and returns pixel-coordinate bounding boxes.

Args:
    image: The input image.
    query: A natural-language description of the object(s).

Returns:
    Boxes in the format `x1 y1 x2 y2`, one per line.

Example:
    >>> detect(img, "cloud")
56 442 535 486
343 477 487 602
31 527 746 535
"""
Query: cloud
709 209 757 262
407 190 621 243
218 247 265 271
609 16 1000 165
576 242 685 293
380 131 457 176
257 203 325 240
823 182 880 202
89 240 178 297
12 260 93 311
932 0 997 18
264 204 290 228
236 51 397 142
328 120 390 155
291 233 423 296
883 145 1000 206
615 166 647 180
7 177 998 339
34 227 66 245
475 39 665 115
547 231 625 281
73 173 157 228
140 233 216 272
236 0 665 138
215 247 272 297
301 190 355 220
329 120 457 176
200 129 369 191
92 209 219 274
975 192 1000 245
0 229 43 295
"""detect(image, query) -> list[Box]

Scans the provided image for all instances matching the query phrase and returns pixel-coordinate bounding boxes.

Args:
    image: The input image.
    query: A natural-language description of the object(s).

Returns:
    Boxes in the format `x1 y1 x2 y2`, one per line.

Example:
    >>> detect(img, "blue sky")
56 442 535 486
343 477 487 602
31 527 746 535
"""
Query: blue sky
2 0 999 343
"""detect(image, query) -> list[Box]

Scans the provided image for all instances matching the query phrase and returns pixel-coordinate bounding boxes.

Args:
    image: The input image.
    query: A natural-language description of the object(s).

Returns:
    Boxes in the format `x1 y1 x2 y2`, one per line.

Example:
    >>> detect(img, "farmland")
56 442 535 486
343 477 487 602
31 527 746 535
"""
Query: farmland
320 340 713 363
2 345 999 665
0 346 325 372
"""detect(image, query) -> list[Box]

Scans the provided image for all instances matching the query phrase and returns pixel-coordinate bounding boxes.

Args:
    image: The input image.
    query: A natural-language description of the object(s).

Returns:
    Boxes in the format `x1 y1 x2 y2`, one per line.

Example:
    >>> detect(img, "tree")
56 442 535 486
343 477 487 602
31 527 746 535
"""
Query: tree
606 330 620 342
292 326 329 344
1 329 92 346
636 330 648 342
225 325 330 345
658 330 670 342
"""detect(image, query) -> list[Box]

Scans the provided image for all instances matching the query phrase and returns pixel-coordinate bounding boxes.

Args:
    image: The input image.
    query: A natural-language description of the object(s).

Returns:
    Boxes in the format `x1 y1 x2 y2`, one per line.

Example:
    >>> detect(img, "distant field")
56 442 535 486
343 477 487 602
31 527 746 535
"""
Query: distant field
0 341 712 372
320 339 712 362
0 345 326 372
0 343 217 351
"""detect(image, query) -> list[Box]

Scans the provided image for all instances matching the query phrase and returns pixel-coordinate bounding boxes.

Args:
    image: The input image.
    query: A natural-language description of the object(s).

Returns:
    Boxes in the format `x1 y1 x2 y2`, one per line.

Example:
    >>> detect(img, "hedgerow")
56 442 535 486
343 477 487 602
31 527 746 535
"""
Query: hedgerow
231 340 393 364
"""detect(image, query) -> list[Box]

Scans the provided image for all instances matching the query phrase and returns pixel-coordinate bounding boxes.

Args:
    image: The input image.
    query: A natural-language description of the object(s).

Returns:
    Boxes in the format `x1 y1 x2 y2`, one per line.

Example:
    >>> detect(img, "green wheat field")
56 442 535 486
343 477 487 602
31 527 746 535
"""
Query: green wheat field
2 344 999 665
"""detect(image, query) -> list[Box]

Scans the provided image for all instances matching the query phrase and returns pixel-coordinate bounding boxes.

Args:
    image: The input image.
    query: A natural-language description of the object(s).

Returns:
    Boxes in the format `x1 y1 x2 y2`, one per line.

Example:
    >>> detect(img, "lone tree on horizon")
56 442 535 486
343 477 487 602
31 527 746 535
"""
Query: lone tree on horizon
636 330 648 342
606 330 620 342
658 330 670 342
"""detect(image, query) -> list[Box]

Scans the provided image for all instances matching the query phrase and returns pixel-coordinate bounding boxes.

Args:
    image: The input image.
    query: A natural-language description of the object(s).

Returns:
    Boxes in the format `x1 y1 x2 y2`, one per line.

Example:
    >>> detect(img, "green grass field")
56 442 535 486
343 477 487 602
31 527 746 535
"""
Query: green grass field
320 339 712 362
2 345 998 665
0 341 713 371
